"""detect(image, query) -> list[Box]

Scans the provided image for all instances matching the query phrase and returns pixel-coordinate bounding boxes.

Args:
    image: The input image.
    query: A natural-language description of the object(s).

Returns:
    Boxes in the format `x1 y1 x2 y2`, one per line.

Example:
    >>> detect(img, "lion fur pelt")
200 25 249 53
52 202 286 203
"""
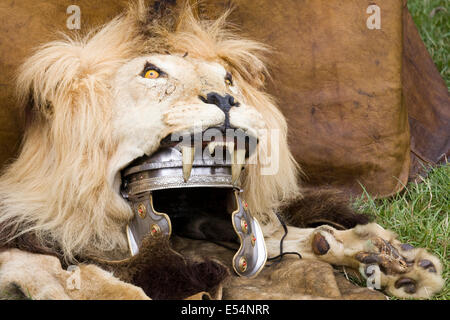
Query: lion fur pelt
1 187 379 300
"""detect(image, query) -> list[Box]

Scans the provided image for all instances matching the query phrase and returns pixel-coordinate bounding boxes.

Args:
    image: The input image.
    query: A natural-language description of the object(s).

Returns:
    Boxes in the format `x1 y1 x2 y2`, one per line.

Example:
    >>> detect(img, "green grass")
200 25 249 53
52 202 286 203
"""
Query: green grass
353 163 449 300
408 0 450 88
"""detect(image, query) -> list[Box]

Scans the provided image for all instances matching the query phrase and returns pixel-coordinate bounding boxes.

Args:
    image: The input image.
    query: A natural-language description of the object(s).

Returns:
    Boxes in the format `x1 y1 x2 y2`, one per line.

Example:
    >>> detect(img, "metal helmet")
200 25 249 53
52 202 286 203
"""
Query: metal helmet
121 142 267 278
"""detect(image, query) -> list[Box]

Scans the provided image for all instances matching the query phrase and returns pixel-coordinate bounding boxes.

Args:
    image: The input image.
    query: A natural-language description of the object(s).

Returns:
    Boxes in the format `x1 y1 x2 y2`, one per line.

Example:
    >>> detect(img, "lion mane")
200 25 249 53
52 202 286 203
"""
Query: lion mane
0 1 300 263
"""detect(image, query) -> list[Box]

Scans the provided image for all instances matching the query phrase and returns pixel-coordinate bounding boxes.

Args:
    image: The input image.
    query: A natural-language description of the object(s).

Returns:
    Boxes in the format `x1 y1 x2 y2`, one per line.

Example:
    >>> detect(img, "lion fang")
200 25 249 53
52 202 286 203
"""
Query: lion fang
181 146 195 182
232 148 246 184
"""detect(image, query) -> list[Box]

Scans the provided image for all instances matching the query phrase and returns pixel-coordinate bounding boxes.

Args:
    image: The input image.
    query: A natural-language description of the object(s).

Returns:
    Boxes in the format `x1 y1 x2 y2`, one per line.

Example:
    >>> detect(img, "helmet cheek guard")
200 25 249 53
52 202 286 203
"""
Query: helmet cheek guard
230 191 267 277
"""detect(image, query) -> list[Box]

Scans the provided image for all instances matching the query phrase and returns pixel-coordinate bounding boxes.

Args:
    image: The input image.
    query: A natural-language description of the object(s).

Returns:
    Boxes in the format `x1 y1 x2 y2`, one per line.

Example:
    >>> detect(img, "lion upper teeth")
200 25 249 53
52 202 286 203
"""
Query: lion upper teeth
207 141 226 153
207 141 234 155
225 141 235 159
186 141 245 184
181 146 195 182
232 148 246 184
208 141 218 154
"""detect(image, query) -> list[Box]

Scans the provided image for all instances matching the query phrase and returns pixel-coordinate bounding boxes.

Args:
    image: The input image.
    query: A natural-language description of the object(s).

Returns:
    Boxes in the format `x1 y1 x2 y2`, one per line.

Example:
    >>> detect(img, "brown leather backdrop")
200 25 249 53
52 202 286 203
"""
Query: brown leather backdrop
0 0 448 197
402 5 450 181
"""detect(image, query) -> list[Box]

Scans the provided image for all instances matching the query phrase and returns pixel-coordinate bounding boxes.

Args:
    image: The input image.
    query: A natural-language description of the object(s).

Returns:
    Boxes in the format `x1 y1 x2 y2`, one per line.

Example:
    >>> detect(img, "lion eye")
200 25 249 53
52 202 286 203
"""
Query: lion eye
141 62 165 79
225 72 233 86
144 69 160 79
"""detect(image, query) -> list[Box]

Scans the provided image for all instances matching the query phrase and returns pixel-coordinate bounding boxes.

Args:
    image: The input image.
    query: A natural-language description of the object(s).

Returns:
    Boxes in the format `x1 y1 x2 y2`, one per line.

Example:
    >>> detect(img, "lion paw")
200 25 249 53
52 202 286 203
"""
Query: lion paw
0 249 150 300
310 223 444 299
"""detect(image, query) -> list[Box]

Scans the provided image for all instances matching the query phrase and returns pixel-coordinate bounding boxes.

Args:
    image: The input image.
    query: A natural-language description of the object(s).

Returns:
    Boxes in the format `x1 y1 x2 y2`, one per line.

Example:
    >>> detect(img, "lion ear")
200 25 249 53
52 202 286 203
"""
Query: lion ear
131 0 181 37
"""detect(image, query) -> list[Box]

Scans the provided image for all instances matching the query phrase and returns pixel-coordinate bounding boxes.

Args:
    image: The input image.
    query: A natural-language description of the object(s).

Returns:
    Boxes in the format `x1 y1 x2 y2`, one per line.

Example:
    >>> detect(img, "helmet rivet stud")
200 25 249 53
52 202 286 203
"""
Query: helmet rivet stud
137 204 147 219
239 256 248 272
241 219 248 233
150 224 161 236
251 234 256 247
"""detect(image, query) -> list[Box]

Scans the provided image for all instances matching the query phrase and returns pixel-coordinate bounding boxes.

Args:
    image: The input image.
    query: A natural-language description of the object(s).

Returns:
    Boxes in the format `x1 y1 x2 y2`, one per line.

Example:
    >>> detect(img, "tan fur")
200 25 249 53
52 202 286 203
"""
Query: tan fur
0 249 149 299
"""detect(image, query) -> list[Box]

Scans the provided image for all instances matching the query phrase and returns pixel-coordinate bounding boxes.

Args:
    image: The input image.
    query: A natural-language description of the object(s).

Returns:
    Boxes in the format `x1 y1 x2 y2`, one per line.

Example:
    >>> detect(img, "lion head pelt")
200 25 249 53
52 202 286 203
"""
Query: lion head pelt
0 0 300 263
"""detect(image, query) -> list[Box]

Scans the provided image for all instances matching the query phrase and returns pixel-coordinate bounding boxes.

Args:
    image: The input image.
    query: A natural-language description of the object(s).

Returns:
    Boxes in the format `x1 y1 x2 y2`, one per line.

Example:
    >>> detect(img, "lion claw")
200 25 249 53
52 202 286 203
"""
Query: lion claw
400 243 415 251
355 252 381 265
355 249 408 275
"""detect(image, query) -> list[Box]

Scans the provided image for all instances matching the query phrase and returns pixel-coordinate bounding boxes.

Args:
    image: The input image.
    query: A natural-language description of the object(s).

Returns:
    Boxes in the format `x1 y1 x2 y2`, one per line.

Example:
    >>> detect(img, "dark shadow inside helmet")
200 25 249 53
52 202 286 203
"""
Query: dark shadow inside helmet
152 187 239 246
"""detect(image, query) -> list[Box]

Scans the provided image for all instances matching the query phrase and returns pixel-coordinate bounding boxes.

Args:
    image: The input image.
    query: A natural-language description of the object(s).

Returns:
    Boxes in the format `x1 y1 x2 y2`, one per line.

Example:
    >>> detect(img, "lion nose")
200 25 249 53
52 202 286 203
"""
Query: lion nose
199 92 240 129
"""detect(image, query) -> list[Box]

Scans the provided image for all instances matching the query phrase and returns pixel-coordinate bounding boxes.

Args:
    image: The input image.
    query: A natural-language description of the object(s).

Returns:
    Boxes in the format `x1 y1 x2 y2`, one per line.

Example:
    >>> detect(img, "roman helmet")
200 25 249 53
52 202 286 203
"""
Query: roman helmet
121 129 267 277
